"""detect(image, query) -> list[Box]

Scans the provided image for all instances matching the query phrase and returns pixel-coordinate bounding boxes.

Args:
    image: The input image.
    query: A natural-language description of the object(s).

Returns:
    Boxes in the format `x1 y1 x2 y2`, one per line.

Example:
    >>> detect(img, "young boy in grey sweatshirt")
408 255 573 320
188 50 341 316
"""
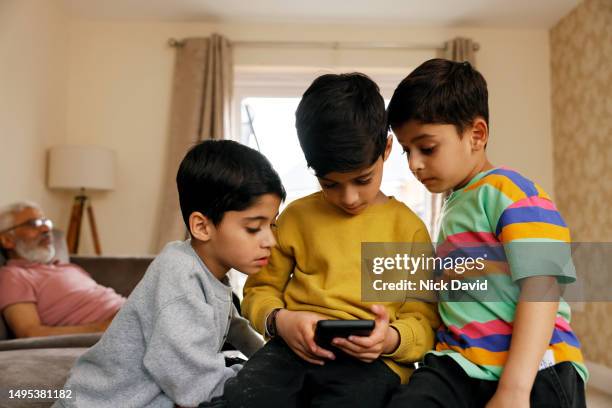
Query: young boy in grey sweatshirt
53 140 286 408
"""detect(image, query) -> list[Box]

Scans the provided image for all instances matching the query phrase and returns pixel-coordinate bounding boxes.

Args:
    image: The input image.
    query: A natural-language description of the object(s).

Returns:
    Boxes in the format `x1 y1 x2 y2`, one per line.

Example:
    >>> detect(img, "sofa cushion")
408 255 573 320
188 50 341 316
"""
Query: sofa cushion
70 256 153 297
0 347 88 407
0 333 101 352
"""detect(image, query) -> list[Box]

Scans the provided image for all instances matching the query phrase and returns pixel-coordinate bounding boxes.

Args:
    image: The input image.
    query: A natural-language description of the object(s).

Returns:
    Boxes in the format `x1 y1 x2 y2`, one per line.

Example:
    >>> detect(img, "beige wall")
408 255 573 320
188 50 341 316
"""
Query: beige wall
64 20 554 255
551 0 612 368
0 4 556 255
0 0 71 222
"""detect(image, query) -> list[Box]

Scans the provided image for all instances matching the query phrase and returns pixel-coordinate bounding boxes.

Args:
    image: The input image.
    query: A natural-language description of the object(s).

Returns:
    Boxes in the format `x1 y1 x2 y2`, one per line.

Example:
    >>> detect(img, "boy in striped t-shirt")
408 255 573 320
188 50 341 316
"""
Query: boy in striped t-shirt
386 59 586 408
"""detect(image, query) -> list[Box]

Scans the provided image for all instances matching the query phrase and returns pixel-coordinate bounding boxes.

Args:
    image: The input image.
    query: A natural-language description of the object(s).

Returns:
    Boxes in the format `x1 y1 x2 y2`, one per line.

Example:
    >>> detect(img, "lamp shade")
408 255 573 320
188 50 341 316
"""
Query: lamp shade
48 145 115 191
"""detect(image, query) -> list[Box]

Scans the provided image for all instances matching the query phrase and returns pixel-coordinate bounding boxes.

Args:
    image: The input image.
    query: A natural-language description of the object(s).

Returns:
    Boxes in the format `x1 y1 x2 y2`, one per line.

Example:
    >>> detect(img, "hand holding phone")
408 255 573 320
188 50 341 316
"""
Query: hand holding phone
275 309 336 365
318 305 398 363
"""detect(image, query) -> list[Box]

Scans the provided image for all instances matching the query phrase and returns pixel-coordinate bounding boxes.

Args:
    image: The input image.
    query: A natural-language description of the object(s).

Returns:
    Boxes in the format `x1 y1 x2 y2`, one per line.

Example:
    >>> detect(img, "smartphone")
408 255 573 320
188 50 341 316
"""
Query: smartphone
314 319 375 350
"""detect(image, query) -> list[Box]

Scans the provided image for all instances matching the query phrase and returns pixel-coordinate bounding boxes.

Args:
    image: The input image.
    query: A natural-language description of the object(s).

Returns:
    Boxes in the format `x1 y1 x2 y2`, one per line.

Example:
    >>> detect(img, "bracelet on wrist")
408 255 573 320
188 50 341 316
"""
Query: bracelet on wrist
266 308 282 337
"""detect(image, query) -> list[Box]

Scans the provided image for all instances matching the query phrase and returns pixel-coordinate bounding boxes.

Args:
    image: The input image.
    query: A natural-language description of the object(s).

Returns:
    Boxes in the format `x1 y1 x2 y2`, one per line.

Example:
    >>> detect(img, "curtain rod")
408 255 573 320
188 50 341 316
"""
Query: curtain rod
167 38 479 51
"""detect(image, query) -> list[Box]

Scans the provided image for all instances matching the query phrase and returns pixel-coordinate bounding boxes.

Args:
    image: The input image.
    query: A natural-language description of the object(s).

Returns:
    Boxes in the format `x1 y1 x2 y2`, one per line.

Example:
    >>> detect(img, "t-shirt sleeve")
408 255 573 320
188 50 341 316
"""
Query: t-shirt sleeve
0 267 37 311
492 179 576 283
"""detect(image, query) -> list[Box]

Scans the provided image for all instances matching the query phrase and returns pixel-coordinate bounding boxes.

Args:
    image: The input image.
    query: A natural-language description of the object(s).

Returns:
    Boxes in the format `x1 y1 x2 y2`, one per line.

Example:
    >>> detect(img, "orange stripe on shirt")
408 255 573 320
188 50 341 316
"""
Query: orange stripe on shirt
437 342 584 367
436 343 508 366
551 342 585 364
464 175 527 202
499 222 571 242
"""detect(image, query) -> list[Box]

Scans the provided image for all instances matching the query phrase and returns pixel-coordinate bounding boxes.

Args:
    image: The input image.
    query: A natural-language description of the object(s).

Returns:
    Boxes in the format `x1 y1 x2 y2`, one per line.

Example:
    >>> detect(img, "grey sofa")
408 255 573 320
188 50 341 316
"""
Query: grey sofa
0 246 153 408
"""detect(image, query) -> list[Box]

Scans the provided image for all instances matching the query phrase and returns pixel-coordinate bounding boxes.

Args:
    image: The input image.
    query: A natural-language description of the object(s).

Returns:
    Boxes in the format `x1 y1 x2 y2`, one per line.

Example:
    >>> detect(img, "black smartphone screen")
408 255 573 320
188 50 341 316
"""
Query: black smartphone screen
314 319 375 349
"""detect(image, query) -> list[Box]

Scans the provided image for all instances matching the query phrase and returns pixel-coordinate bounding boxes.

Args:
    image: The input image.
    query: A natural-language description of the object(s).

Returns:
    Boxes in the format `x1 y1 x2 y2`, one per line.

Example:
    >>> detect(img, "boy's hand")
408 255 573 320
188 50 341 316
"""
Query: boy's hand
275 309 336 365
485 388 529 408
331 305 399 363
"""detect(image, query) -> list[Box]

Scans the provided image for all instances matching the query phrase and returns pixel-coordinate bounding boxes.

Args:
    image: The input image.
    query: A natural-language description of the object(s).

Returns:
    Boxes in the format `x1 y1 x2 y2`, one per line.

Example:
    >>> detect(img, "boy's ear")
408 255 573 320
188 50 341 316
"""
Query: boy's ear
189 212 214 242
382 135 393 161
469 118 489 151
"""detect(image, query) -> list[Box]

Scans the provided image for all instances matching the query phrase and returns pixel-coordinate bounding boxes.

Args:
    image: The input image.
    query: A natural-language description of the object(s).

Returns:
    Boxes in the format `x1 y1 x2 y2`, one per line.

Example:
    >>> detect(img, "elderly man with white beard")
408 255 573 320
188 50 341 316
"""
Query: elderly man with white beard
0 201 125 338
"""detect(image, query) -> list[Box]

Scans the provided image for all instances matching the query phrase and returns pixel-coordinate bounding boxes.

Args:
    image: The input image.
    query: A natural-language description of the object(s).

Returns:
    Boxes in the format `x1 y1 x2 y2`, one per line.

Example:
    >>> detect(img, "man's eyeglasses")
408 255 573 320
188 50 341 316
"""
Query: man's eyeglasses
0 218 53 234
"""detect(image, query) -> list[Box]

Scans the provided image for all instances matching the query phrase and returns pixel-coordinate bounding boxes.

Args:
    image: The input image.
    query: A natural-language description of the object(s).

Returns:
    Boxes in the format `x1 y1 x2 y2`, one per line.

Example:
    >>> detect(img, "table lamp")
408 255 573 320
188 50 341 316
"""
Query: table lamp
47 145 115 255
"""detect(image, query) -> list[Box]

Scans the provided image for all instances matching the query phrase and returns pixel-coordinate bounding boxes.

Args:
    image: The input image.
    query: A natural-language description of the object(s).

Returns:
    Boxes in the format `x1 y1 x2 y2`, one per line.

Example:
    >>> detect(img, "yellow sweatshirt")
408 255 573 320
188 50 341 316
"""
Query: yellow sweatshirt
243 192 440 383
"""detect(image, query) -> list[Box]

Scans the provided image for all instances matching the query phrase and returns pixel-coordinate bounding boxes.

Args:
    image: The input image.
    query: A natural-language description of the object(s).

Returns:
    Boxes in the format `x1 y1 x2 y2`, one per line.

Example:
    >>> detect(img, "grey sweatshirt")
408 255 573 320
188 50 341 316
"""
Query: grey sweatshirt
53 240 263 408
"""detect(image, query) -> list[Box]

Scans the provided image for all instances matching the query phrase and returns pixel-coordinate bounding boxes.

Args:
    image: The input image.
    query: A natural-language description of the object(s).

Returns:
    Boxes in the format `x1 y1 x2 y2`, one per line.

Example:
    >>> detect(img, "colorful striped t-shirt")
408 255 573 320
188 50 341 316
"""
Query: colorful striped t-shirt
432 167 587 383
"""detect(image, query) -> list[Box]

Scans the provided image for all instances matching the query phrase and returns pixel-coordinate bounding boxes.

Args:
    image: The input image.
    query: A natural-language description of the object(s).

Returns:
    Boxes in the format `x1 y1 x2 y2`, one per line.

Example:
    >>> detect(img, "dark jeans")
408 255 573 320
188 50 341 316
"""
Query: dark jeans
387 354 586 408
200 337 400 408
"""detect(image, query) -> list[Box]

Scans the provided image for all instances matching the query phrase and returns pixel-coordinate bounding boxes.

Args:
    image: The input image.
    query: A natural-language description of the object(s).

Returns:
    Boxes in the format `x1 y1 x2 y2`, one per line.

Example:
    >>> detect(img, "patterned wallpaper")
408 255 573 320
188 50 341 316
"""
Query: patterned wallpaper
550 0 612 367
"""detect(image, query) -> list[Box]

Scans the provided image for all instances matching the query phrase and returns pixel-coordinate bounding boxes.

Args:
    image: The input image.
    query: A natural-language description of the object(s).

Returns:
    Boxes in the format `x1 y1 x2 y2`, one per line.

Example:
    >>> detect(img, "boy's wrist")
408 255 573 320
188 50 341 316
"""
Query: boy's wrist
382 326 400 354
497 369 535 394
496 381 532 396
265 308 283 337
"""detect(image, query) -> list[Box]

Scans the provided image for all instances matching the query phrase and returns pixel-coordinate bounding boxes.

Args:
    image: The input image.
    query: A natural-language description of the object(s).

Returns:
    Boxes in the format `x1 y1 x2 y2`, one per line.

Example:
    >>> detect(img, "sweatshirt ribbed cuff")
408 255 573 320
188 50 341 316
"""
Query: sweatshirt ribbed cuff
383 322 416 363
251 299 285 335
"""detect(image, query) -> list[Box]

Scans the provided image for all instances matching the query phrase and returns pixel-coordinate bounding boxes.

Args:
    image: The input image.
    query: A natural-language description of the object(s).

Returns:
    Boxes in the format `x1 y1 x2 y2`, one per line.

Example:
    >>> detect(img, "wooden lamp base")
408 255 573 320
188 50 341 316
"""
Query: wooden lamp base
65 191 102 255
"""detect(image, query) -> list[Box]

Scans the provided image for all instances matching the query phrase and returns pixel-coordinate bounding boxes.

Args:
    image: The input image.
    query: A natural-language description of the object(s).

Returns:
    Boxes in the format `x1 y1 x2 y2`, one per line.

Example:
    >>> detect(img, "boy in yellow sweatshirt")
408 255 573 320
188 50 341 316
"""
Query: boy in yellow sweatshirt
208 73 439 408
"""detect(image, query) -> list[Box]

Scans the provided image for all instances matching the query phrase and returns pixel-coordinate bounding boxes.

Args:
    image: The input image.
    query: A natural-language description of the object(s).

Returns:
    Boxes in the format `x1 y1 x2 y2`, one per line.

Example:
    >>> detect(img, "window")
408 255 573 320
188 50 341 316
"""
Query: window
239 96 430 224
241 97 317 205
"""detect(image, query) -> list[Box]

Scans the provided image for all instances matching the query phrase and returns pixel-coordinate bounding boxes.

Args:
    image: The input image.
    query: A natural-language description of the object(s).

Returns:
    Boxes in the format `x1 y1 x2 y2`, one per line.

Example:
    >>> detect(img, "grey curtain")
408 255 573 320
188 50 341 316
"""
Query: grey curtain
155 34 233 251
428 37 477 237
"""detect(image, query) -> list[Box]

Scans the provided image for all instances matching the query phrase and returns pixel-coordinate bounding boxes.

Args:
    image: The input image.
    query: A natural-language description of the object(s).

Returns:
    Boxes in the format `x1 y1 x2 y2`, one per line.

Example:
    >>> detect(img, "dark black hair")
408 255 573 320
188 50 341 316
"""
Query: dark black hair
295 73 387 177
176 140 286 229
387 58 489 135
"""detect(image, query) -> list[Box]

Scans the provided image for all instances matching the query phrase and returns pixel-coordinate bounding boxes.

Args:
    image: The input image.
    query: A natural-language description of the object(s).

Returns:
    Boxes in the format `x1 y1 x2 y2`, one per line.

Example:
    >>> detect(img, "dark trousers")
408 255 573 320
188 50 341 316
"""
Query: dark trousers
387 354 586 408
201 337 400 408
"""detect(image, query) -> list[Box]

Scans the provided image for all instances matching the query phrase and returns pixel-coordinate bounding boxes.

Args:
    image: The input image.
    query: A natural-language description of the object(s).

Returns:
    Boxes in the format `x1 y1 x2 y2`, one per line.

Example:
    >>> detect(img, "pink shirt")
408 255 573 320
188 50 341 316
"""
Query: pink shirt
0 259 125 326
